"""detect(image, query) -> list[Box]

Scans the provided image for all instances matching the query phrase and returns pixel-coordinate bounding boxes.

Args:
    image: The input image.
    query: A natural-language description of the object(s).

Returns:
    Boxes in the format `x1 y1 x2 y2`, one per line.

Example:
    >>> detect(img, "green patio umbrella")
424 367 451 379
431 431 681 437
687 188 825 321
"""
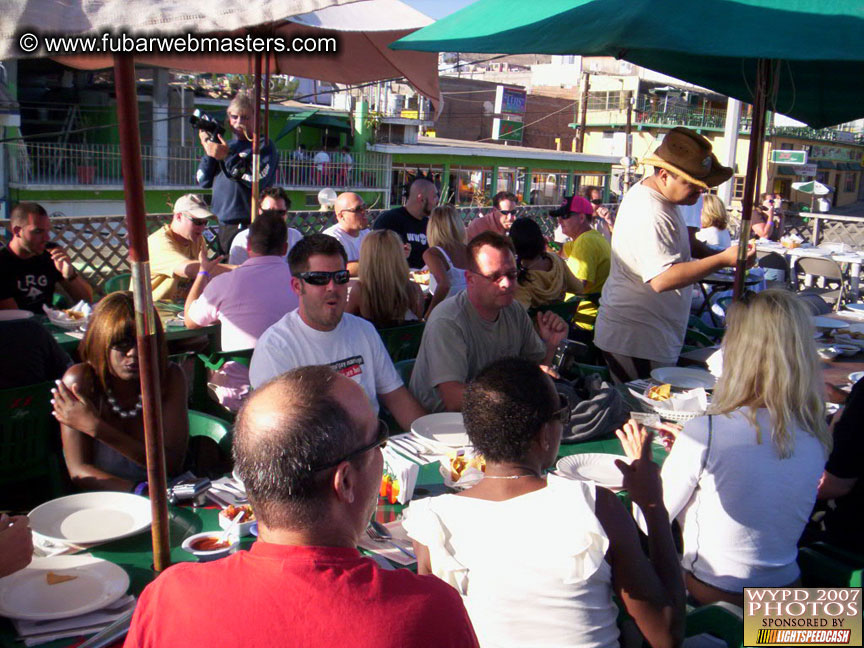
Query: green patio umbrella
391 0 864 296
791 180 833 196
392 0 864 129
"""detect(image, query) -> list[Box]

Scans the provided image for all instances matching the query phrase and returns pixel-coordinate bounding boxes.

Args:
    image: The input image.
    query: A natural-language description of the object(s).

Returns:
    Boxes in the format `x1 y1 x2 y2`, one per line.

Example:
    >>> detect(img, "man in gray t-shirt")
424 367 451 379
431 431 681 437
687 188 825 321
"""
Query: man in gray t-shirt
410 232 568 413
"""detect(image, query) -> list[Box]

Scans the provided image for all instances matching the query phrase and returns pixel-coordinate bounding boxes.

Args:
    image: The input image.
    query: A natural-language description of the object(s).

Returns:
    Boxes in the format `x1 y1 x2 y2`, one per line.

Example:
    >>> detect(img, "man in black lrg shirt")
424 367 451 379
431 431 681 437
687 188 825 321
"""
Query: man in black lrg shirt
373 178 437 269
0 202 92 313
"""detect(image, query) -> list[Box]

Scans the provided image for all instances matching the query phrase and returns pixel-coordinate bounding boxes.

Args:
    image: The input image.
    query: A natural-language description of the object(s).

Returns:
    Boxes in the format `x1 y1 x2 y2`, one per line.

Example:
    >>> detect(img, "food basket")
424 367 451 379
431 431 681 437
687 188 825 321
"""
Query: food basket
43 301 92 330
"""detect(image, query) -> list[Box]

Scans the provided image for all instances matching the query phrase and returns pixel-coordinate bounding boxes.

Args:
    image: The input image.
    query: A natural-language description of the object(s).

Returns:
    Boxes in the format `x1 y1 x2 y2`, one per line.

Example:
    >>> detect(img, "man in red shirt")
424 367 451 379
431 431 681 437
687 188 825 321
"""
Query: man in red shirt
125 365 478 648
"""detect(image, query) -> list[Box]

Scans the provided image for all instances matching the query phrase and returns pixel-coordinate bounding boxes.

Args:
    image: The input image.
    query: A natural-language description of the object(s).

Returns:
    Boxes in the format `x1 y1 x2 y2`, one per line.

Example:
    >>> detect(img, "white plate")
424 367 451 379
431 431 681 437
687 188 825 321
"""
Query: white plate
812 316 849 331
0 309 34 321
28 492 152 544
410 412 470 448
650 367 716 390
556 454 630 490
846 304 864 314
849 371 864 385
0 555 129 621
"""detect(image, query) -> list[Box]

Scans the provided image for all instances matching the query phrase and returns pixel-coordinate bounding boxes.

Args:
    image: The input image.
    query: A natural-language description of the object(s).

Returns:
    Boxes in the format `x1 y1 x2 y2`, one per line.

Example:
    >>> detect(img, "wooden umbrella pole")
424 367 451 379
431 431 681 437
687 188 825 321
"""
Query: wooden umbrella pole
113 54 171 572
263 53 271 143
733 58 772 300
250 51 263 222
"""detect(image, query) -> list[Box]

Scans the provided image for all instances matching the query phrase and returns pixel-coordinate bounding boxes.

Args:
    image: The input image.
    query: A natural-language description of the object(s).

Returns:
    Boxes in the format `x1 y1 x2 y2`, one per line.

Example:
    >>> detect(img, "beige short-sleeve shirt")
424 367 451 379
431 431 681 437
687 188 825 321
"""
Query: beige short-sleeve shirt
147 224 204 302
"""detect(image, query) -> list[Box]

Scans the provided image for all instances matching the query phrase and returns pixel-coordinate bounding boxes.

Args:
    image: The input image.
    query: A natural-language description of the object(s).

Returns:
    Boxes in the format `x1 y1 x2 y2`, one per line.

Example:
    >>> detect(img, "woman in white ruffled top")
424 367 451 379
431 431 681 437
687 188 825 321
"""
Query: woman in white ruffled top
402 358 685 648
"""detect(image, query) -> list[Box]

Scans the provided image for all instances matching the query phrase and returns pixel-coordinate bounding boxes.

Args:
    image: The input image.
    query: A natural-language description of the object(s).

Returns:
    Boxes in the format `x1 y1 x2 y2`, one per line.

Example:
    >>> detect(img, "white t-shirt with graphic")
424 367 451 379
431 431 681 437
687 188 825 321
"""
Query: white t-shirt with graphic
249 310 403 413
228 227 304 265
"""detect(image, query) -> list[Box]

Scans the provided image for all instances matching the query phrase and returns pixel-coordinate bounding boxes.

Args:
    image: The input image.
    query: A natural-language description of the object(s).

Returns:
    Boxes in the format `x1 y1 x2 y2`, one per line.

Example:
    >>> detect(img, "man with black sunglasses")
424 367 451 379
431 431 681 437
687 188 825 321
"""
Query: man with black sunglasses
466 190 520 241
250 234 426 431
323 192 370 276
126 365 479 648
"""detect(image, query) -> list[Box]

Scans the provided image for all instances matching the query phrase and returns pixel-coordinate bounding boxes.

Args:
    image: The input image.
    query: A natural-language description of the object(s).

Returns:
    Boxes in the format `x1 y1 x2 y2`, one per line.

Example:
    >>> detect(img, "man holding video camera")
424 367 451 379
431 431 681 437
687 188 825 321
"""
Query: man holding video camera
195 92 279 252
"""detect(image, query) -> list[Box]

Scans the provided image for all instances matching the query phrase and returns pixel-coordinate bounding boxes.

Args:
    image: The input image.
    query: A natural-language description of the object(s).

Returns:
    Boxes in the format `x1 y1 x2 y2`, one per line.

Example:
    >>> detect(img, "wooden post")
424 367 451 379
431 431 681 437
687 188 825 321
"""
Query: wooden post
113 54 170 572
250 52 263 222
576 72 590 153
733 59 773 300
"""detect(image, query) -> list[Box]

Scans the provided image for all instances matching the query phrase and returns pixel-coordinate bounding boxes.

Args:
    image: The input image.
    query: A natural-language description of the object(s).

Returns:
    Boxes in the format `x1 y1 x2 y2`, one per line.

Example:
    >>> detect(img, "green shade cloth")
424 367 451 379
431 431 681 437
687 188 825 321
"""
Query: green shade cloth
274 109 352 142
392 0 864 129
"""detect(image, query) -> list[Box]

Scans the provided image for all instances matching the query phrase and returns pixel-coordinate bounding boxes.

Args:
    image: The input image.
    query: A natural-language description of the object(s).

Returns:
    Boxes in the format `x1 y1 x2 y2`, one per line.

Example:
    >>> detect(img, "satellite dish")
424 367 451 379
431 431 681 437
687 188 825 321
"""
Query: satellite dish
318 188 337 211
483 101 494 115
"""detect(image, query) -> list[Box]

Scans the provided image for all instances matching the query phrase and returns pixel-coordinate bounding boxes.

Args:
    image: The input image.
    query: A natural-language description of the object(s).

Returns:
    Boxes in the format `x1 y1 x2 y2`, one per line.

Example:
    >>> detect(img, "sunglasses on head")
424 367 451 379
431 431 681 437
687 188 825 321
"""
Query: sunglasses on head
311 419 390 472
551 393 570 425
296 270 350 286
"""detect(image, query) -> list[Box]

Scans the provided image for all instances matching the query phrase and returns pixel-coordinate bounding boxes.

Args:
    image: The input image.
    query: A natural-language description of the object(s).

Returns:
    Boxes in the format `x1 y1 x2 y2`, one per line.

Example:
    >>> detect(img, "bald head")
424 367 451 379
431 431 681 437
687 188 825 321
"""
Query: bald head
407 178 438 218
333 192 368 234
233 366 364 529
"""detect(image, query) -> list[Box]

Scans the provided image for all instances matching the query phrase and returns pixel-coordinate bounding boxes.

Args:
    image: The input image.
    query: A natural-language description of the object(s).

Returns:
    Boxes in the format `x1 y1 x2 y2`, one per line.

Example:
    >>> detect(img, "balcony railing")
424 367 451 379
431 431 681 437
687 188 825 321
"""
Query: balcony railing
770 126 864 145
6 142 391 190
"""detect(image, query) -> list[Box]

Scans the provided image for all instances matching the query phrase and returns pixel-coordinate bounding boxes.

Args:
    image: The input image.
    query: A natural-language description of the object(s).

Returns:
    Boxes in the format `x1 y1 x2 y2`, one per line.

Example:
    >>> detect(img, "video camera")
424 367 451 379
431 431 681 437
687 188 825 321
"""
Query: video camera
189 109 225 142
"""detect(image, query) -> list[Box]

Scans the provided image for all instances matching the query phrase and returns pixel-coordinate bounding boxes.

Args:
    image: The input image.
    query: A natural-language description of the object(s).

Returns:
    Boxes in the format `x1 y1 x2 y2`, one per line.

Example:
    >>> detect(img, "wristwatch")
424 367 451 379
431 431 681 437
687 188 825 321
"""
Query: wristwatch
65 268 79 281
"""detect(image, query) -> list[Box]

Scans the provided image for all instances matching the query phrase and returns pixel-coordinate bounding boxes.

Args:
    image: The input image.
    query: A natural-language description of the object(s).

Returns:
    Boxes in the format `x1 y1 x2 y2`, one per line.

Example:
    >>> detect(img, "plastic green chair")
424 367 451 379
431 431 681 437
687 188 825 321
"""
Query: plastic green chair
189 349 254 422
394 358 415 386
685 327 716 349
0 380 65 497
188 410 232 455
688 315 725 342
103 273 132 295
685 602 744 648
377 322 425 363
799 546 863 588
571 362 612 382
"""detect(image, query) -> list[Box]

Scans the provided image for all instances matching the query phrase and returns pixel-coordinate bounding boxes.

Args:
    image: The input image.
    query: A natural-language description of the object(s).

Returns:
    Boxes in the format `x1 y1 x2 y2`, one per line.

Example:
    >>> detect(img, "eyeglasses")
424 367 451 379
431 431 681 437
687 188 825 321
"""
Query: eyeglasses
551 393 570 425
110 339 136 354
471 269 518 284
311 419 390 471
228 112 250 121
340 207 367 214
296 270 351 286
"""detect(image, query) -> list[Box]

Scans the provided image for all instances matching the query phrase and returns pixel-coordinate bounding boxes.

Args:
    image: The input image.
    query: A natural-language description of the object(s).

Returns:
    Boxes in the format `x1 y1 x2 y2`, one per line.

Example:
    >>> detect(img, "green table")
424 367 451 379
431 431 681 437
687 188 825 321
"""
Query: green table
1 433 666 647
45 316 220 355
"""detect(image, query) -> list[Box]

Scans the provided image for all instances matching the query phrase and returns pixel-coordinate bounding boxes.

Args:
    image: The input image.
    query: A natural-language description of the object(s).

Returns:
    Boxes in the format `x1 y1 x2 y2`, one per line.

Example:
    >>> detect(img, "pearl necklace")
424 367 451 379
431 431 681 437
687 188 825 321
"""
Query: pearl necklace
106 389 143 419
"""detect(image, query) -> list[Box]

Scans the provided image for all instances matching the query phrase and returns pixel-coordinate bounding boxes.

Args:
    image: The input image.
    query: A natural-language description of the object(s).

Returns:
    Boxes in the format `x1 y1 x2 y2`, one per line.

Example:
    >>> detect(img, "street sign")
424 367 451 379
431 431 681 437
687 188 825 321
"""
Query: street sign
797 163 817 177
770 150 807 165
492 118 523 142
494 86 527 115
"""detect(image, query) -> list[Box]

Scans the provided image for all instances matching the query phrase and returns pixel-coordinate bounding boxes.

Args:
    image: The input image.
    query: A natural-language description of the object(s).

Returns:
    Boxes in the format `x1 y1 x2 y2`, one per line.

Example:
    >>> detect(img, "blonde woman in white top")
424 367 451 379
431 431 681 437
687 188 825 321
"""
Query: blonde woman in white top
423 205 469 318
346 229 424 328
631 289 832 607
403 358 685 648
695 194 732 250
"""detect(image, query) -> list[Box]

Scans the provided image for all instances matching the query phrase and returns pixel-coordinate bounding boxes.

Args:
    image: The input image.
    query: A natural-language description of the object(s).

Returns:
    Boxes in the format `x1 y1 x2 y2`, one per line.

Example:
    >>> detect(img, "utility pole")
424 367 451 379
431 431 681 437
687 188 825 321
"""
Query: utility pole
576 72 590 152
622 90 634 193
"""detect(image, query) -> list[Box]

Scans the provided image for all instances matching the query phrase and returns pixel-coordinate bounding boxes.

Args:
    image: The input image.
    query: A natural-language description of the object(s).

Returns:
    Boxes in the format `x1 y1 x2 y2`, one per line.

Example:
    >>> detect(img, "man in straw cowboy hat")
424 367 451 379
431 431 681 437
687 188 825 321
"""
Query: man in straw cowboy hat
594 127 755 383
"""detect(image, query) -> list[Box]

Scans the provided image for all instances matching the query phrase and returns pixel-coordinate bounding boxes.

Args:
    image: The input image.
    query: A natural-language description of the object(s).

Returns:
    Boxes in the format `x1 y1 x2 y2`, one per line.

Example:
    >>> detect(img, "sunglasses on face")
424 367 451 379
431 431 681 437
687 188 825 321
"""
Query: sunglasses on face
341 207 367 214
472 269 518 284
551 393 570 425
110 339 137 354
591 199 604 205
296 270 351 286
498 209 519 216
311 419 390 472
182 214 209 226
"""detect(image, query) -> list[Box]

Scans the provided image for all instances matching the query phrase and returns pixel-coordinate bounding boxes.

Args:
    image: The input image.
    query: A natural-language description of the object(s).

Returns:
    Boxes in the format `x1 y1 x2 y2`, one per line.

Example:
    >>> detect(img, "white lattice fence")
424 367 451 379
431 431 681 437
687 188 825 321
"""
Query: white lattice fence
1 205 568 288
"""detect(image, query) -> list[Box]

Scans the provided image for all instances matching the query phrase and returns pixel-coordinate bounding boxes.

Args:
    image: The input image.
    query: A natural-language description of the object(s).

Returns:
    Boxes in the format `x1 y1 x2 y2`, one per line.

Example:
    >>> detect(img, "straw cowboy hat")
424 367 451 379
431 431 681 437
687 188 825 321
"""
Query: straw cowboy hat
642 127 733 189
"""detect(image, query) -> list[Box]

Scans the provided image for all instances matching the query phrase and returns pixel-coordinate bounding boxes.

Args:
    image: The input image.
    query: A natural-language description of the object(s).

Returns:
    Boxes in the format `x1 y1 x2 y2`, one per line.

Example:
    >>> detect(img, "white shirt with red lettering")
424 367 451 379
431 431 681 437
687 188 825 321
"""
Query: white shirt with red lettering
249 311 402 413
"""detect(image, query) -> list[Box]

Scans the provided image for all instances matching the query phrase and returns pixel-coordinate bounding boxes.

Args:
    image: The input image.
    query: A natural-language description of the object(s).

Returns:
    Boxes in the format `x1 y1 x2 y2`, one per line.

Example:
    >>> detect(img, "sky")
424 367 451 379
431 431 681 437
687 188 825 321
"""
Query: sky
403 0 477 19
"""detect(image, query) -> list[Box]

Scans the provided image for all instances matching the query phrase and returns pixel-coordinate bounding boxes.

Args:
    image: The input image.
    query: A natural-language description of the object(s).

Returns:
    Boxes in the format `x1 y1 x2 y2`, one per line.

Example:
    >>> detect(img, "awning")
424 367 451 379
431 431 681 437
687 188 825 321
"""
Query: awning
817 161 836 169
776 165 799 176
274 109 320 142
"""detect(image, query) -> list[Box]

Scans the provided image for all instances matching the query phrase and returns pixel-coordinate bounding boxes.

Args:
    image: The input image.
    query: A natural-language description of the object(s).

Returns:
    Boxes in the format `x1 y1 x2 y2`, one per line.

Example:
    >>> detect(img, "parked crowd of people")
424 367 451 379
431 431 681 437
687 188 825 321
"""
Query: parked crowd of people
1 122 861 648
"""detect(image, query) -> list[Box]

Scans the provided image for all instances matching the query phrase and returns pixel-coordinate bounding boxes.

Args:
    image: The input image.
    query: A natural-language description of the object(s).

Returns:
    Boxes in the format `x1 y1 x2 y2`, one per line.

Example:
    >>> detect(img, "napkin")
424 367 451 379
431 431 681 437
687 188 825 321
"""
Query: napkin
380 446 419 505
13 595 135 646
356 520 415 567
629 386 708 414
31 532 92 558
42 300 93 325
